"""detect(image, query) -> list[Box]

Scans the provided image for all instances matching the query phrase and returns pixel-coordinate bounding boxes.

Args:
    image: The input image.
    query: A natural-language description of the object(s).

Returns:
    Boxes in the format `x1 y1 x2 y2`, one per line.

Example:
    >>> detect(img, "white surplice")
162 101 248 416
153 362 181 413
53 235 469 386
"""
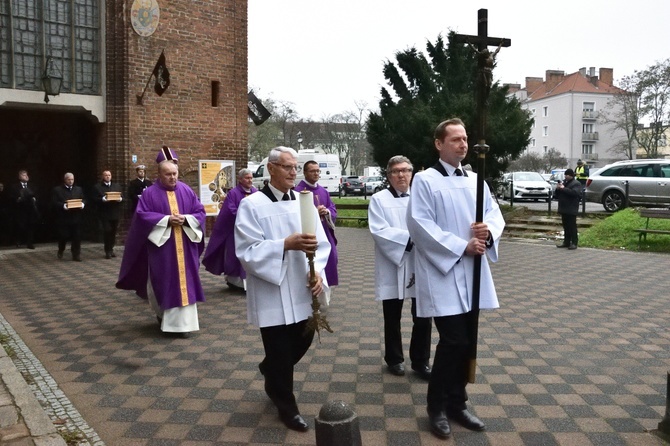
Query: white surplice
235 193 331 328
368 188 415 301
407 166 505 318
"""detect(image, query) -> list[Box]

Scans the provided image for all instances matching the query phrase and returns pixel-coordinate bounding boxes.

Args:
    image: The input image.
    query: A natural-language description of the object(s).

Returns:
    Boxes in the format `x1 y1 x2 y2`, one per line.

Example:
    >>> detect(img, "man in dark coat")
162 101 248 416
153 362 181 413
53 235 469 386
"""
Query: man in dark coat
555 168 582 250
93 170 124 259
9 170 39 249
127 165 152 213
52 172 86 261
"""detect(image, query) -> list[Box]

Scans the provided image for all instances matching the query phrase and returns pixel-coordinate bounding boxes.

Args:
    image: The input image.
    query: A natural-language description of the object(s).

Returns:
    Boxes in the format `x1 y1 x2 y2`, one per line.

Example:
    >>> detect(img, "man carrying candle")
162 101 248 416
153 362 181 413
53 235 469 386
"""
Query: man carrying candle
235 146 331 432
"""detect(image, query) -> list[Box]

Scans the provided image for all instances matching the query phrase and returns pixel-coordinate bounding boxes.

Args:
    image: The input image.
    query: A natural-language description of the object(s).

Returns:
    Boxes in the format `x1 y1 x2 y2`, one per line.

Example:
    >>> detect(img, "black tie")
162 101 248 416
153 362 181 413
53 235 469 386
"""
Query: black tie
400 193 409 197
282 193 290 201
454 168 463 176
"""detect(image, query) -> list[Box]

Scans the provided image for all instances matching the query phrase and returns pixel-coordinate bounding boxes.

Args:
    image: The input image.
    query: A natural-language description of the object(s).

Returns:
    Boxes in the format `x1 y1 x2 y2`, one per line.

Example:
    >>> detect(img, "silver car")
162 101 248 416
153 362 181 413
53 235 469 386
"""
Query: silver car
584 159 670 212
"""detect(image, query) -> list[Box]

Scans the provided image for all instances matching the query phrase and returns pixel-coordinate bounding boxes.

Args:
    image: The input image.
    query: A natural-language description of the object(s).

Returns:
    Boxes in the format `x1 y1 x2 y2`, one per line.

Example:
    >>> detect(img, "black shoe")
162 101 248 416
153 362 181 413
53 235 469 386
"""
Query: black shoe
72 256 82 262
556 243 569 248
57 251 63 260
280 413 309 432
226 281 245 292
387 363 405 376
105 252 112 259
427 410 451 438
568 244 577 250
110 250 116 258
447 409 486 431
411 364 431 381
26 244 35 250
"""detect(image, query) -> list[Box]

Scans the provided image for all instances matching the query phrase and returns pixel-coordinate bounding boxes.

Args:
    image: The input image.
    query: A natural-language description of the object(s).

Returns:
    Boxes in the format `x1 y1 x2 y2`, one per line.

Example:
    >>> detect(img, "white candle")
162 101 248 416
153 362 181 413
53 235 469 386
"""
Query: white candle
299 190 316 234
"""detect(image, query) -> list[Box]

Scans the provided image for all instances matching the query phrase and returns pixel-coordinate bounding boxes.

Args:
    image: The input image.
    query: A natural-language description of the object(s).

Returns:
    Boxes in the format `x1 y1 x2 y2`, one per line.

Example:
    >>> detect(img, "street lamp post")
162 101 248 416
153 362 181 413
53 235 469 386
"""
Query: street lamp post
297 131 303 151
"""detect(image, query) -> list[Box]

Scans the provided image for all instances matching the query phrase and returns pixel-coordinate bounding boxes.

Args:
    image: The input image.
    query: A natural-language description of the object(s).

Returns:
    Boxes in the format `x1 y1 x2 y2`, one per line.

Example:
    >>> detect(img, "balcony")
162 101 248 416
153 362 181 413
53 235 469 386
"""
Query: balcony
582 132 599 141
582 153 598 160
582 110 599 120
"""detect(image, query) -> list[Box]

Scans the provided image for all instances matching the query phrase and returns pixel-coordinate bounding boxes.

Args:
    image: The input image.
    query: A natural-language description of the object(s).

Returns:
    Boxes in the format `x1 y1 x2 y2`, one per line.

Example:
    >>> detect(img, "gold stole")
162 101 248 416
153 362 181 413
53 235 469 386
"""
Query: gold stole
166 190 189 306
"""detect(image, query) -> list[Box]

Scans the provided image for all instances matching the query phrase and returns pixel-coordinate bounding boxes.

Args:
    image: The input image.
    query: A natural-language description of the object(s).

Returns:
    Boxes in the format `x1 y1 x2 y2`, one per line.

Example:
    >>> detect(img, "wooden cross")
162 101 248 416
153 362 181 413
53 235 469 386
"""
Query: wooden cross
453 9 511 141
452 9 511 384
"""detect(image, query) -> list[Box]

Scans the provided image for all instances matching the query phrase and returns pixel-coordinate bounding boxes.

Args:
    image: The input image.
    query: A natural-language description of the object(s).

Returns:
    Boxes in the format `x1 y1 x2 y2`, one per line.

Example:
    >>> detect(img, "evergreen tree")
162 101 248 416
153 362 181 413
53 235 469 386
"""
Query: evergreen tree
366 32 532 180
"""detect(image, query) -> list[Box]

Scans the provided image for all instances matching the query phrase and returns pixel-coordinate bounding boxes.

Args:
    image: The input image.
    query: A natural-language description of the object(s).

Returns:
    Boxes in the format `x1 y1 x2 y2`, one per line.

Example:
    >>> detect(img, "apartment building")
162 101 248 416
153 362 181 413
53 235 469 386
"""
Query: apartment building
507 67 627 169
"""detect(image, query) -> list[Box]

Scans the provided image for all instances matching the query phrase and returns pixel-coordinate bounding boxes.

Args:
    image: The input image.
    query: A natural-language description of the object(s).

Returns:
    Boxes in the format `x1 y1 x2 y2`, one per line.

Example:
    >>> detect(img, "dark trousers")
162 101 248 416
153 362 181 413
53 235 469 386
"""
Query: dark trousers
561 213 578 246
57 222 81 256
14 214 35 246
259 320 314 417
427 312 471 414
102 219 119 253
382 298 431 367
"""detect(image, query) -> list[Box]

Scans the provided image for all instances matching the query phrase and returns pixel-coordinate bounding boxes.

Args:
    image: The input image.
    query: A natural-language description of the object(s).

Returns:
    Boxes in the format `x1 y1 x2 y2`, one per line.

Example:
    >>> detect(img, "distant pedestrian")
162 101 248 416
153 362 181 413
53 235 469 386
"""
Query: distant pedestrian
10 170 39 249
52 173 86 261
575 159 589 188
127 165 152 213
555 168 582 250
93 170 123 259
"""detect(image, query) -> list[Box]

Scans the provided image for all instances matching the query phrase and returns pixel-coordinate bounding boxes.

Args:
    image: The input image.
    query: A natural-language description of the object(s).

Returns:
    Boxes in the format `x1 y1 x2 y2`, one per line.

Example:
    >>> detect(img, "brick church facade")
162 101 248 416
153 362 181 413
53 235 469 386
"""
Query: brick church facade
0 0 248 241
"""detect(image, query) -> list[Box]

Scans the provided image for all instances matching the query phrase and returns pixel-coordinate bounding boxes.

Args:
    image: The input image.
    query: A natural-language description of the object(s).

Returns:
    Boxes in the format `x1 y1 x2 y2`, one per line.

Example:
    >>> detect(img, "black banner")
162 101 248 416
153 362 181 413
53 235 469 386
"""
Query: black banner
247 91 271 125
153 51 170 96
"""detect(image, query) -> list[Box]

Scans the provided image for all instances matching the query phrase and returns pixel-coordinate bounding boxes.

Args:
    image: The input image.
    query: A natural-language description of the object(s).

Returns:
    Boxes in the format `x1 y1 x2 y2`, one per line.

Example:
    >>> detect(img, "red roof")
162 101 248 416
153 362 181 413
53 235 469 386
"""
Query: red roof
527 70 626 100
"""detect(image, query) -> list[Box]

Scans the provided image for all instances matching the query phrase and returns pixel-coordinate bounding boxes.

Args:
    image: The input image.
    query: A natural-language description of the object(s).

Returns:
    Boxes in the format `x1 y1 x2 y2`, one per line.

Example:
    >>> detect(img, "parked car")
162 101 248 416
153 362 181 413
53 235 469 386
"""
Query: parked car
584 159 670 212
362 176 384 194
340 177 366 196
498 171 552 202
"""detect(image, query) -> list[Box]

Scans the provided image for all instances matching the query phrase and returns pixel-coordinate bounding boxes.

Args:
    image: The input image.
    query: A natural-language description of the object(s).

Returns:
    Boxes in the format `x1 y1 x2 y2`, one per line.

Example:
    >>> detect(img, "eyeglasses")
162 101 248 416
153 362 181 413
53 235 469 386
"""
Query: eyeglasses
271 162 298 173
390 168 413 175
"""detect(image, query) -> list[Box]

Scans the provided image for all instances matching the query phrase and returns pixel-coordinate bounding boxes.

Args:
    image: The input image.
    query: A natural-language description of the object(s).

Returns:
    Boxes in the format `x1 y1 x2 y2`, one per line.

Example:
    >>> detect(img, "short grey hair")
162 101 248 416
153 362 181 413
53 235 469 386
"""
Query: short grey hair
268 146 298 163
64 172 74 180
237 168 252 178
386 155 413 172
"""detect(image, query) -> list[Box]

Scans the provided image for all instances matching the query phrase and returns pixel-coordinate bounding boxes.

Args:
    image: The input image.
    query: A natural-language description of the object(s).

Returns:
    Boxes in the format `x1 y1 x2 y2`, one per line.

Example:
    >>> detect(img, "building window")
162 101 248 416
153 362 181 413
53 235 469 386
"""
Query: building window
531 108 536 116
582 123 594 133
530 138 536 147
542 106 548 117
582 144 593 154
542 126 548 136
583 102 595 112
0 0 101 94
543 146 548 154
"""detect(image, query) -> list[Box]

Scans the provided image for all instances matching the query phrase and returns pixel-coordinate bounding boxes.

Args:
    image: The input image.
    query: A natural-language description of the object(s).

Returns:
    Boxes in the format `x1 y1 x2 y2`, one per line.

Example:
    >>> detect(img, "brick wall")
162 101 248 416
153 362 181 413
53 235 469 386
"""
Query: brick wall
105 0 248 188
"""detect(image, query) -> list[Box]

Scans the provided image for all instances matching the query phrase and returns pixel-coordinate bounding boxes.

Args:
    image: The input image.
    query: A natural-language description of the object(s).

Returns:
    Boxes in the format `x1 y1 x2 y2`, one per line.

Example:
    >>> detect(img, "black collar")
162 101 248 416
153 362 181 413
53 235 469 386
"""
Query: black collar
430 162 468 177
261 185 295 202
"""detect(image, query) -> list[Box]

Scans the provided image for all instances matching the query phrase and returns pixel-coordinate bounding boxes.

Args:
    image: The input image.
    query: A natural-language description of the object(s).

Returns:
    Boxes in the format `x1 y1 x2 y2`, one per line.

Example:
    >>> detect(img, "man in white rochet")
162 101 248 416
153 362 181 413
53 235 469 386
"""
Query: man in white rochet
235 146 330 432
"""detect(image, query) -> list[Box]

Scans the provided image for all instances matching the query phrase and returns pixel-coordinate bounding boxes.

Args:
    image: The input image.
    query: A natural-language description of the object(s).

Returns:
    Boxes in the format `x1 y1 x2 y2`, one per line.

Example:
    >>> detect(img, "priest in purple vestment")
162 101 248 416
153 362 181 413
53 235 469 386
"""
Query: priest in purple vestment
116 160 206 334
294 160 338 286
202 168 257 291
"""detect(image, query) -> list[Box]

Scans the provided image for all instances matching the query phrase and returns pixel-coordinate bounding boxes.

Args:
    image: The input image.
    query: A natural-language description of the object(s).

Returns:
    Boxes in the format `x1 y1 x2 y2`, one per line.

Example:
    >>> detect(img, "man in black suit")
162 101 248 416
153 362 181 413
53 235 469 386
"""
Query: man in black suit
127 165 152 213
93 170 124 259
10 170 39 249
52 173 86 261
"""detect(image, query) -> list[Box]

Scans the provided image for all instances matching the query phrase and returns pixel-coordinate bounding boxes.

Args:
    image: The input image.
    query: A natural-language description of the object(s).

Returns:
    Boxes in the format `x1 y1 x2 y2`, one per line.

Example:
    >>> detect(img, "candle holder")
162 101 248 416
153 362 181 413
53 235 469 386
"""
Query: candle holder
304 252 333 340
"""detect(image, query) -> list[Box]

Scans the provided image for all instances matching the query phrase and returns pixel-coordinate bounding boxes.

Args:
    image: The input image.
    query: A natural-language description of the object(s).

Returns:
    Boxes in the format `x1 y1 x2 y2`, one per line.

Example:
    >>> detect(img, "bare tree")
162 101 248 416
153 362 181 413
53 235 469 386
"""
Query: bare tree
542 148 568 172
601 75 641 160
509 152 544 172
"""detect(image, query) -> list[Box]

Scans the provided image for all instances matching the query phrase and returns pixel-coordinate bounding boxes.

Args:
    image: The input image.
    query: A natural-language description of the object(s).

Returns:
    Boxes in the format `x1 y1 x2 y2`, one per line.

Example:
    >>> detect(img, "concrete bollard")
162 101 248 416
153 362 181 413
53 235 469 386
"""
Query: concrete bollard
315 400 362 446
657 371 670 441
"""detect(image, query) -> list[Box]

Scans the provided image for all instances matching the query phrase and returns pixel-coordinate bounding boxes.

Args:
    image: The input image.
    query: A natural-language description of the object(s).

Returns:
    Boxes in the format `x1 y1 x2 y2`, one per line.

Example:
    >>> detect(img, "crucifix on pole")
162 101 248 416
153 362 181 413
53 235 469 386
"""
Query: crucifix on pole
453 8 511 384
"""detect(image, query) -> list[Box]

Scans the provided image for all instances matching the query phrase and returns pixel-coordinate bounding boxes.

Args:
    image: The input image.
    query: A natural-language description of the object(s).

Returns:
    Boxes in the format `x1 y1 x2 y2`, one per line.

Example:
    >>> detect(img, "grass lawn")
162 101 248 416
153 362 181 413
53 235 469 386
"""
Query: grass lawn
332 197 372 227
579 207 670 252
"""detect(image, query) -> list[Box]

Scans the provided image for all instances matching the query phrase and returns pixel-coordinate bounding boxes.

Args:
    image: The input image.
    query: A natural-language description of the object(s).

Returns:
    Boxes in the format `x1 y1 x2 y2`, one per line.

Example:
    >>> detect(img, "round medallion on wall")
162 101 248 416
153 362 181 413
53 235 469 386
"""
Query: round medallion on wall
130 0 160 37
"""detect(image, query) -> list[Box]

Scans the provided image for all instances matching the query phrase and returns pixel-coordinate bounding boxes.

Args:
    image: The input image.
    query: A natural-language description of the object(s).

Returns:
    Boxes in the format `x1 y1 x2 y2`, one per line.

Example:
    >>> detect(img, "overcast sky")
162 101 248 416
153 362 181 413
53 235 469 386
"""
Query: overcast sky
248 0 670 119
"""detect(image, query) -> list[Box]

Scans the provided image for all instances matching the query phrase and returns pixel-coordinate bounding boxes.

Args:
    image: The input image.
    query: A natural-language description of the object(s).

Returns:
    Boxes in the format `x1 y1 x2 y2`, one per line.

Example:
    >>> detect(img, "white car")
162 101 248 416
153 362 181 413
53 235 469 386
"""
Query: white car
362 176 384 194
498 172 552 202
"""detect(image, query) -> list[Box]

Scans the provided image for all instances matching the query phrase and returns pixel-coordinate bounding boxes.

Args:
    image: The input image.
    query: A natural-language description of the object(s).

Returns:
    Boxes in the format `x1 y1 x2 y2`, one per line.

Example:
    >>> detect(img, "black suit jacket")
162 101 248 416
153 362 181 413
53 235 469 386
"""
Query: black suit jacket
52 185 86 224
93 182 123 221
9 181 39 223
127 178 152 211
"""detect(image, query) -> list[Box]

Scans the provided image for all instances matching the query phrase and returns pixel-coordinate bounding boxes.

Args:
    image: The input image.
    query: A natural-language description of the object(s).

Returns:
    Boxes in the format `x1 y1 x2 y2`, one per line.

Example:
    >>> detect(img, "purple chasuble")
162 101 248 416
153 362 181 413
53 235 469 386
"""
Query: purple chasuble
295 180 339 286
116 181 206 309
202 183 257 277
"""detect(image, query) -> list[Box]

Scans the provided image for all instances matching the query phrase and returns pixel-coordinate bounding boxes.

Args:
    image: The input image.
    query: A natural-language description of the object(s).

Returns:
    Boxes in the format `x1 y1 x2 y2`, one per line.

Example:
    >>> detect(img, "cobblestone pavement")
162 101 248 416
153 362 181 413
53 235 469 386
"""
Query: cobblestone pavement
0 229 668 445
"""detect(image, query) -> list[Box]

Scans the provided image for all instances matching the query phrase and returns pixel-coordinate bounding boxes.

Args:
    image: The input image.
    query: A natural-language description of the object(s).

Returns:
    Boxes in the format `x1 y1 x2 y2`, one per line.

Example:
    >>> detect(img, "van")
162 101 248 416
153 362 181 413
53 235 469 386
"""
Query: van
252 150 342 195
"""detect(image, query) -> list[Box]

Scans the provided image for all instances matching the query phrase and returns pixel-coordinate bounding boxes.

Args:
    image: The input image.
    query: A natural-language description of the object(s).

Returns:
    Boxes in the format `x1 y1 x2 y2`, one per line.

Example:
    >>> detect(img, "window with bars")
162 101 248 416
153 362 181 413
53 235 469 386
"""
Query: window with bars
0 0 101 95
